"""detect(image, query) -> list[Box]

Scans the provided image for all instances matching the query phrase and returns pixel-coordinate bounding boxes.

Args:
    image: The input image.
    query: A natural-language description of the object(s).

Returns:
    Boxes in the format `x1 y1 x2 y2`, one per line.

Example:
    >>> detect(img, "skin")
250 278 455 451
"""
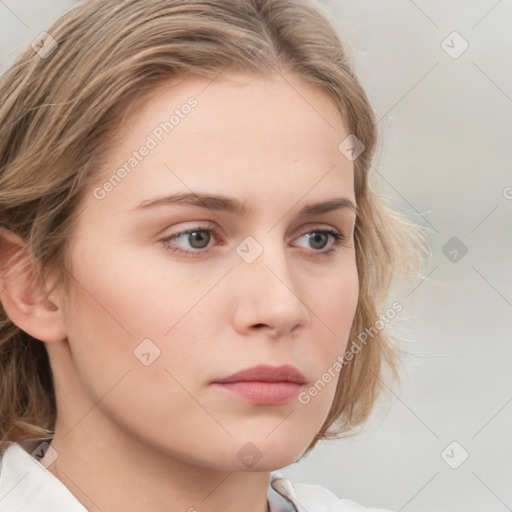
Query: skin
0 72 359 512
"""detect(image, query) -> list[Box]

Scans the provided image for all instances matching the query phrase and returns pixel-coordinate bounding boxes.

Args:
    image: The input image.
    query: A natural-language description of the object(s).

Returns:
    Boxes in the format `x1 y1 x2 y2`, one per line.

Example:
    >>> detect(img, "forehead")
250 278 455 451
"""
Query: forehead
90 72 354 214
123 71 347 134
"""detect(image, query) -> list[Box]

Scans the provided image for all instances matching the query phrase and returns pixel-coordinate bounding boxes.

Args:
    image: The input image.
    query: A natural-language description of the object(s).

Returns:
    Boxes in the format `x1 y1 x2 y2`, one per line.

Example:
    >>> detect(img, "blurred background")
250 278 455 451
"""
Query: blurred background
1 1 511 511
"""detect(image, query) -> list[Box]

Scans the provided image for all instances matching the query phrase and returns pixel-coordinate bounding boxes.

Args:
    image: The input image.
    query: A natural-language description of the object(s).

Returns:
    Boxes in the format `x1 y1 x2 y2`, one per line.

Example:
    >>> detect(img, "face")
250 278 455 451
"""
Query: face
51 72 359 471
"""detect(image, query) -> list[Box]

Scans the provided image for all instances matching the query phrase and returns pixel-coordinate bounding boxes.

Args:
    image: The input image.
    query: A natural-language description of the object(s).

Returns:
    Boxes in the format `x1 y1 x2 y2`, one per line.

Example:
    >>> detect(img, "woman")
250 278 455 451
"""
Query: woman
0 0 427 510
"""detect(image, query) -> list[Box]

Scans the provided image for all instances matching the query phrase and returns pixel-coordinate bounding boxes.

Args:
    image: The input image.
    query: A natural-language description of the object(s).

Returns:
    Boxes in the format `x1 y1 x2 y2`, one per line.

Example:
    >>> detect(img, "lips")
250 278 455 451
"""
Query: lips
212 364 307 384
211 364 307 405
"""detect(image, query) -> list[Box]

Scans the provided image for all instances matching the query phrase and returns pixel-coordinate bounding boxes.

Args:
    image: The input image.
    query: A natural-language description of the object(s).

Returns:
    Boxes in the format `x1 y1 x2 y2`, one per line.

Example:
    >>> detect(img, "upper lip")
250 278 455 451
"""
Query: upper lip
212 364 307 385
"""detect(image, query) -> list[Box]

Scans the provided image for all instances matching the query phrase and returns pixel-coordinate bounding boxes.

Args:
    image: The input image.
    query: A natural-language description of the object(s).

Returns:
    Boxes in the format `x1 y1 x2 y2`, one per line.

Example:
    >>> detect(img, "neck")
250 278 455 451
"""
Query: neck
43 419 271 512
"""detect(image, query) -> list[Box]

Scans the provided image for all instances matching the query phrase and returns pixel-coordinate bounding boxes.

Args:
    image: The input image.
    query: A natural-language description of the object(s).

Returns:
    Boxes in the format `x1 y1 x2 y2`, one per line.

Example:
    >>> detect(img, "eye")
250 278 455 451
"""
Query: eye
160 224 348 258
292 228 347 257
160 224 220 257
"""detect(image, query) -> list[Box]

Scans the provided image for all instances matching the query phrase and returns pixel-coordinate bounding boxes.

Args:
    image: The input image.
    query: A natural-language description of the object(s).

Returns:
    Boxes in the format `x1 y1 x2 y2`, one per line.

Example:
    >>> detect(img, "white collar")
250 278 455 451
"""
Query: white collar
0 440 87 511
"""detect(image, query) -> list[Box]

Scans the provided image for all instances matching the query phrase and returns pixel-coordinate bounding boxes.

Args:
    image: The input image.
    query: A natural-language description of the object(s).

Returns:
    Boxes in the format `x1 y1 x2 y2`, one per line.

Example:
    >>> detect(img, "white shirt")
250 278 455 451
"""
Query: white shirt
0 440 393 511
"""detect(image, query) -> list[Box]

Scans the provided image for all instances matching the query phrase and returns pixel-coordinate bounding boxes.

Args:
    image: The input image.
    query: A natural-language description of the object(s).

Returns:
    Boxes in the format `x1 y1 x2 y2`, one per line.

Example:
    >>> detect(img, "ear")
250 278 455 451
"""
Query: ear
0 227 67 343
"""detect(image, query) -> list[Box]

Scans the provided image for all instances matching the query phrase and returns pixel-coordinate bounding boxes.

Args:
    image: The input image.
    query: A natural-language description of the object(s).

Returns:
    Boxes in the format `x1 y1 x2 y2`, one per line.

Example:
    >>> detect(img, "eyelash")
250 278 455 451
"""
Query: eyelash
160 224 348 259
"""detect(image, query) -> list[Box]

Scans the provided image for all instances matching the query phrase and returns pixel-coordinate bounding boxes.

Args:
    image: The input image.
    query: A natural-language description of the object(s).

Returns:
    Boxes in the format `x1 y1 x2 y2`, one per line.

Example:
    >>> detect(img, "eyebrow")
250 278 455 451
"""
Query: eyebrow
131 192 357 217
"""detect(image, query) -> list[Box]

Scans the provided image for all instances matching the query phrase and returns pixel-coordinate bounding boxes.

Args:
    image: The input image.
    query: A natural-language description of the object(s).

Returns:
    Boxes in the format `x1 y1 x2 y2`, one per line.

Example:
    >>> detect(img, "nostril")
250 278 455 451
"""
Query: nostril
253 324 266 329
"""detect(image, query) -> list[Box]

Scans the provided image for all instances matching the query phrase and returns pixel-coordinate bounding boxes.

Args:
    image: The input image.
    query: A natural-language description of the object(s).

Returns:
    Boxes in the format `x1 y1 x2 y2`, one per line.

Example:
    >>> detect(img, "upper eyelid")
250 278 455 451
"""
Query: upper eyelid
165 222 345 238
162 208 353 233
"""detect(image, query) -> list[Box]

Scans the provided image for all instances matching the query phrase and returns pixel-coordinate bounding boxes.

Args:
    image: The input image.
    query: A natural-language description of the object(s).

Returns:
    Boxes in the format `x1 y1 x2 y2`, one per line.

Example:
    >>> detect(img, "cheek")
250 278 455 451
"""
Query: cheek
61 243 225 399
60 268 216 450
65 240 207 340
293 261 359 415
311 260 359 353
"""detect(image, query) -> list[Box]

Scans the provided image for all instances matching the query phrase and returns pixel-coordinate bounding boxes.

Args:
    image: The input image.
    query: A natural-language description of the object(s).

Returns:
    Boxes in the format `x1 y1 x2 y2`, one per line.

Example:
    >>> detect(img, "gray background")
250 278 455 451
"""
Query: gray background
1 1 511 511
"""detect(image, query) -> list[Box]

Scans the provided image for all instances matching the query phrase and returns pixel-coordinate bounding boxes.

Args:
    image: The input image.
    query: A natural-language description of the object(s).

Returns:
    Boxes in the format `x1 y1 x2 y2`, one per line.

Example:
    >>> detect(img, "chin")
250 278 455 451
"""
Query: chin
188 437 312 473
234 436 313 472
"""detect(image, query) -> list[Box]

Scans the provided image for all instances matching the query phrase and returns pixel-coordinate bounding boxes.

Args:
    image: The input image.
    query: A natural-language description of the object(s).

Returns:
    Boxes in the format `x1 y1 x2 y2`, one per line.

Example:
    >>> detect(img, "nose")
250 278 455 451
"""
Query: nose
230 237 310 338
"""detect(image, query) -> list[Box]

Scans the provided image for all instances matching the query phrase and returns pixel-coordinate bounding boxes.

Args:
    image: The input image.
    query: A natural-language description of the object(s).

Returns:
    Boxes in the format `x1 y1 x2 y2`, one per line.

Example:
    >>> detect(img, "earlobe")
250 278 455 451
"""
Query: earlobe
0 227 67 343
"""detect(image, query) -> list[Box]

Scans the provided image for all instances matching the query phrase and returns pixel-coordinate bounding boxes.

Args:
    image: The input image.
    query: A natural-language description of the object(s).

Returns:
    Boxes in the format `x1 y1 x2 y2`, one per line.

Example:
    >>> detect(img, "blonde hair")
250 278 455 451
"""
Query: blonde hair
0 0 428 456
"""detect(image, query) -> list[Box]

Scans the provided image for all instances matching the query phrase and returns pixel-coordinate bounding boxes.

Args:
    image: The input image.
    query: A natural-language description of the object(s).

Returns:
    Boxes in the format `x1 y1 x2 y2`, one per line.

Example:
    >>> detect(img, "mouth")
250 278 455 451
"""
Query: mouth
211 364 307 405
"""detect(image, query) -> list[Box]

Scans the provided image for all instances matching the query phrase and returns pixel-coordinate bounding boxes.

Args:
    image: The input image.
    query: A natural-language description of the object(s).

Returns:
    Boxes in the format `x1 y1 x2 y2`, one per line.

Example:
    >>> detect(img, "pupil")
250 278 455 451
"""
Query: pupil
310 232 327 249
190 231 210 249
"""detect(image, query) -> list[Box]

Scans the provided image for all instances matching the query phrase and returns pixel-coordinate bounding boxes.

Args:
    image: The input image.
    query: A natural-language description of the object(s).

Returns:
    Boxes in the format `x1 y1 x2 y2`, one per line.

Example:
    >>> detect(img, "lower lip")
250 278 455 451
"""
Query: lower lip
212 381 304 405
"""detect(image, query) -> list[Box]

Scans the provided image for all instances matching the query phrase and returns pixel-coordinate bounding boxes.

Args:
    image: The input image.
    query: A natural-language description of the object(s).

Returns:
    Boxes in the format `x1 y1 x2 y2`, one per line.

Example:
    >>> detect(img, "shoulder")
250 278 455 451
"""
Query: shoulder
269 475 395 512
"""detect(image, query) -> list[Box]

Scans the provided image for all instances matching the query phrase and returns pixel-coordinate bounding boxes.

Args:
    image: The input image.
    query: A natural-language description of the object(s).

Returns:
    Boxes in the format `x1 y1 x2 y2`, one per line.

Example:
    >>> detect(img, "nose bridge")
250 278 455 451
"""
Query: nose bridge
239 232 294 293
231 231 309 334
